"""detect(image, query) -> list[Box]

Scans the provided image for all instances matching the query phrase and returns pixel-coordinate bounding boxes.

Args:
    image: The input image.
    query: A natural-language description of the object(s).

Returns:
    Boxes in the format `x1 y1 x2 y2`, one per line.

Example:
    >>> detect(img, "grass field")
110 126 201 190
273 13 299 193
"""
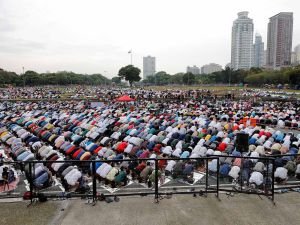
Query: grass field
144 85 300 96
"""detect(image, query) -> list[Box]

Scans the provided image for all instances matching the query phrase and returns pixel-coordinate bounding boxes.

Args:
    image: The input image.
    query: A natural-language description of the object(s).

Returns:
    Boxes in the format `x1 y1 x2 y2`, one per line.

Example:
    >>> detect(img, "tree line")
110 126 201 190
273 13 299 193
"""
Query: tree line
0 69 110 86
1 65 300 88
141 66 300 88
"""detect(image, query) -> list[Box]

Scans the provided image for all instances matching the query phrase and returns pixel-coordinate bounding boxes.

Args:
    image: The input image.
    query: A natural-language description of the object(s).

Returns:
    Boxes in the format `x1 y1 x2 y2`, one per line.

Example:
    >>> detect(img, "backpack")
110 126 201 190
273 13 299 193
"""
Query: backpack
38 193 48 202
23 191 32 200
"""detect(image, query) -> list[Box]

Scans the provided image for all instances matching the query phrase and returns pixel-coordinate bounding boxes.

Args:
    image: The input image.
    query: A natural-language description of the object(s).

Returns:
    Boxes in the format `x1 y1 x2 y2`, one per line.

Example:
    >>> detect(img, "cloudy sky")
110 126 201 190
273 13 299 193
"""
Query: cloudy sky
0 0 299 77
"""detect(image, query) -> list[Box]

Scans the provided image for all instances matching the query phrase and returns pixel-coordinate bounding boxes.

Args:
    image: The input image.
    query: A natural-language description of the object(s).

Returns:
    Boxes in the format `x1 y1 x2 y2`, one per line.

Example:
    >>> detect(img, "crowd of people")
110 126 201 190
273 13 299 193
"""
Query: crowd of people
0 88 299 197
0 87 62 100
1 86 299 101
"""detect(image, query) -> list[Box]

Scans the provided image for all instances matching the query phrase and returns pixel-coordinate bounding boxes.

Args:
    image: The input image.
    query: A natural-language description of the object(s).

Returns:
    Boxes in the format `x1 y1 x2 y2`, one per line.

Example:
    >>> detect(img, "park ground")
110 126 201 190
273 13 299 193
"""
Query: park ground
1 193 300 225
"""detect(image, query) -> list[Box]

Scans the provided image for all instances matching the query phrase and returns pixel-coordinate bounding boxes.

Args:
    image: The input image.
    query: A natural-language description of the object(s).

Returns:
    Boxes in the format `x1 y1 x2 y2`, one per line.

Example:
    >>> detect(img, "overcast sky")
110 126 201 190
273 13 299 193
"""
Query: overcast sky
0 0 299 78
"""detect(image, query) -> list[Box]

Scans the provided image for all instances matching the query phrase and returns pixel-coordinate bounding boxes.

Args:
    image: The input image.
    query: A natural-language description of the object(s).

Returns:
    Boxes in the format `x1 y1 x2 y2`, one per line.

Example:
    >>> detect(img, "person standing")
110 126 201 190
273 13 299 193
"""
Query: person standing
2 167 9 191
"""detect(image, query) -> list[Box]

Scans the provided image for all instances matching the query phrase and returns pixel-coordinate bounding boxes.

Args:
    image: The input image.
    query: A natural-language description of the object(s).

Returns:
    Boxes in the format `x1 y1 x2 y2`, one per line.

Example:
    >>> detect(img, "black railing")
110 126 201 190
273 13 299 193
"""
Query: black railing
2 154 300 204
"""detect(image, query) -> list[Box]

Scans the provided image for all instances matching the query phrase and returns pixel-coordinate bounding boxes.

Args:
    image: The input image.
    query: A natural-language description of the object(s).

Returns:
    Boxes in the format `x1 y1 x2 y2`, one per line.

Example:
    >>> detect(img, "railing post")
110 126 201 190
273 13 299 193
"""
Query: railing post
240 157 244 190
205 158 208 195
29 162 33 203
216 158 219 199
92 160 97 203
154 158 159 203
266 158 269 195
271 158 275 202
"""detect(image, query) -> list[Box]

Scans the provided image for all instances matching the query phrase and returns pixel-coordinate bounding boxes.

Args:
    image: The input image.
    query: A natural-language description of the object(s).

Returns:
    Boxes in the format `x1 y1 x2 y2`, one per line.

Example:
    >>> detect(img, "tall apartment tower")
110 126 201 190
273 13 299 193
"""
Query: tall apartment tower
231 11 254 70
253 34 265 68
266 12 293 69
143 56 156 79
294 44 300 65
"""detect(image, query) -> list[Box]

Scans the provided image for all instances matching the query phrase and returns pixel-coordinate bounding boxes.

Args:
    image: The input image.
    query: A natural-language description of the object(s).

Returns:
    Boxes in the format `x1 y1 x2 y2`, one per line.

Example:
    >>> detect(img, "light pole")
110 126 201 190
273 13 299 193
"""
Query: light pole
22 66 25 87
128 50 133 65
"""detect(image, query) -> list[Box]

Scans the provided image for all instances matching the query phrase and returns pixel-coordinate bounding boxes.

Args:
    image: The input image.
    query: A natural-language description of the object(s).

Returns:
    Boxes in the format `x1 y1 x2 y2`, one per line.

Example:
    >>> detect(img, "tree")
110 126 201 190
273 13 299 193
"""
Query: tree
170 73 184 84
285 68 300 87
0 68 20 86
22 70 40 86
249 67 263 74
111 76 121 84
118 65 141 86
182 72 195 85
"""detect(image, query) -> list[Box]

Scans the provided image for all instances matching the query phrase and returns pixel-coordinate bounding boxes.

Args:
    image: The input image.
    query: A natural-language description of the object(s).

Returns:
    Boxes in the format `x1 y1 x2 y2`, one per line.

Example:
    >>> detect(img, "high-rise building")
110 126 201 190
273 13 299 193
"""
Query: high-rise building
143 56 156 79
294 44 300 65
263 50 268 67
253 34 265 68
266 12 293 69
186 65 200 75
201 63 223 74
291 52 297 65
231 11 254 70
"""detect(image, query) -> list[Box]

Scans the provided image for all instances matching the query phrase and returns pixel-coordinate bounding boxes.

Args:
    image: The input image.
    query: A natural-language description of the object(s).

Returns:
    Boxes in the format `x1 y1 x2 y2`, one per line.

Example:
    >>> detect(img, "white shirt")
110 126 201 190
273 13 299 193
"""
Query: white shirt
249 171 264 185
229 166 240 179
172 149 182 157
165 160 176 172
275 167 288 180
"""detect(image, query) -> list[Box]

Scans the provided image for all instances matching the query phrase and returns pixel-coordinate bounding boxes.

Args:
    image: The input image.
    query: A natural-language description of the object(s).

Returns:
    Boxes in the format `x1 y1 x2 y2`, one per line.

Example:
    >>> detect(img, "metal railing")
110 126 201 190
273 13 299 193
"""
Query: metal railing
2 156 292 204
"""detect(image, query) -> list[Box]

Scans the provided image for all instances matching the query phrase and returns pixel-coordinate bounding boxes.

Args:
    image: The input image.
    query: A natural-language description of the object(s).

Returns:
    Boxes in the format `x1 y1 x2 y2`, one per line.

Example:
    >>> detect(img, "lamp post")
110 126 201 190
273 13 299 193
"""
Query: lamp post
22 66 25 87
128 50 133 65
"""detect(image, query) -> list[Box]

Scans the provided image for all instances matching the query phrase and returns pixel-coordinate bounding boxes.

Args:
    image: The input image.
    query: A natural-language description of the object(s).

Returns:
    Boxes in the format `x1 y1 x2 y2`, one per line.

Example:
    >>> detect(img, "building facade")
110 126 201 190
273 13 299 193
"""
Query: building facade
201 63 223 74
293 44 300 65
253 34 265 68
263 50 268 67
266 12 293 69
231 11 254 70
143 56 156 79
186 65 200 75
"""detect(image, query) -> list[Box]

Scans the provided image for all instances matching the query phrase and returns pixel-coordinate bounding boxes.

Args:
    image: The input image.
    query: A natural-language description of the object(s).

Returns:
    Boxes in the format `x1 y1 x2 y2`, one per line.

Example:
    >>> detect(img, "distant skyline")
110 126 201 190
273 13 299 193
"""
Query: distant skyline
0 0 300 78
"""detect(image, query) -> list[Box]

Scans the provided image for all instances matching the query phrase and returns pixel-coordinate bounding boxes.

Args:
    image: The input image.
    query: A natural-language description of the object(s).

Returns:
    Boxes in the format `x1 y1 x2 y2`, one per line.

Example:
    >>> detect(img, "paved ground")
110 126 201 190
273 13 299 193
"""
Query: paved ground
1 193 300 225
60 193 300 225
0 200 66 225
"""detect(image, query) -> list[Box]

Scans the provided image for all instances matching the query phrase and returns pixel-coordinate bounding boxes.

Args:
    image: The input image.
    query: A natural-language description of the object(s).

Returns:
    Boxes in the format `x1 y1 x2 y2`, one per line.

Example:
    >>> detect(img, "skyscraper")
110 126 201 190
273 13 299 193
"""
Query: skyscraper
294 44 300 65
291 52 297 65
143 56 156 79
253 34 265 68
266 12 293 69
231 11 254 70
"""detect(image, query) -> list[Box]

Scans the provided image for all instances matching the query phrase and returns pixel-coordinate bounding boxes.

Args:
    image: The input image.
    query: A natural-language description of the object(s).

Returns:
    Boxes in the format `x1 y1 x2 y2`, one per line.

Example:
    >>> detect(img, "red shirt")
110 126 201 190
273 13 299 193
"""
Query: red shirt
136 162 146 172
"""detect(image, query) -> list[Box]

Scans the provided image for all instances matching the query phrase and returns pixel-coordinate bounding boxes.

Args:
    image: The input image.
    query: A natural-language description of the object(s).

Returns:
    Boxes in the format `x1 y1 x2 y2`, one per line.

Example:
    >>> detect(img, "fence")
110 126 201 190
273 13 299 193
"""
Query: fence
0 161 28 199
6 155 299 204
269 154 300 192
217 156 274 202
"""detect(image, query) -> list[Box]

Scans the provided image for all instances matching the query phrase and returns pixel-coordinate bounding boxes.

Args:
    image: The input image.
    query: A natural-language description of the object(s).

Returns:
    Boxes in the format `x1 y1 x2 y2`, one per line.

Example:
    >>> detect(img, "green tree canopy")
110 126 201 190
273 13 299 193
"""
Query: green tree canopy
112 76 122 84
0 68 110 86
182 72 195 85
118 65 141 86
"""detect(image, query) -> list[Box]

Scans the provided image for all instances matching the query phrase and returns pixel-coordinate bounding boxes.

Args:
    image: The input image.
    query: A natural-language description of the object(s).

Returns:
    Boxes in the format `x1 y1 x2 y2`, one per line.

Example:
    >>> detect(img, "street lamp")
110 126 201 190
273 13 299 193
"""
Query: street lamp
128 50 133 65
22 66 25 87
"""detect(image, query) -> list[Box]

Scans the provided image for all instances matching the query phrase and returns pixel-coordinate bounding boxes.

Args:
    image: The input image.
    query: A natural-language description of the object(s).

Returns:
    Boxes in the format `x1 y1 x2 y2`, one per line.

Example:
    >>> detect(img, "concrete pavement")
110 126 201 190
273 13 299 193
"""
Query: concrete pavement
1 193 300 225
60 193 300 225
